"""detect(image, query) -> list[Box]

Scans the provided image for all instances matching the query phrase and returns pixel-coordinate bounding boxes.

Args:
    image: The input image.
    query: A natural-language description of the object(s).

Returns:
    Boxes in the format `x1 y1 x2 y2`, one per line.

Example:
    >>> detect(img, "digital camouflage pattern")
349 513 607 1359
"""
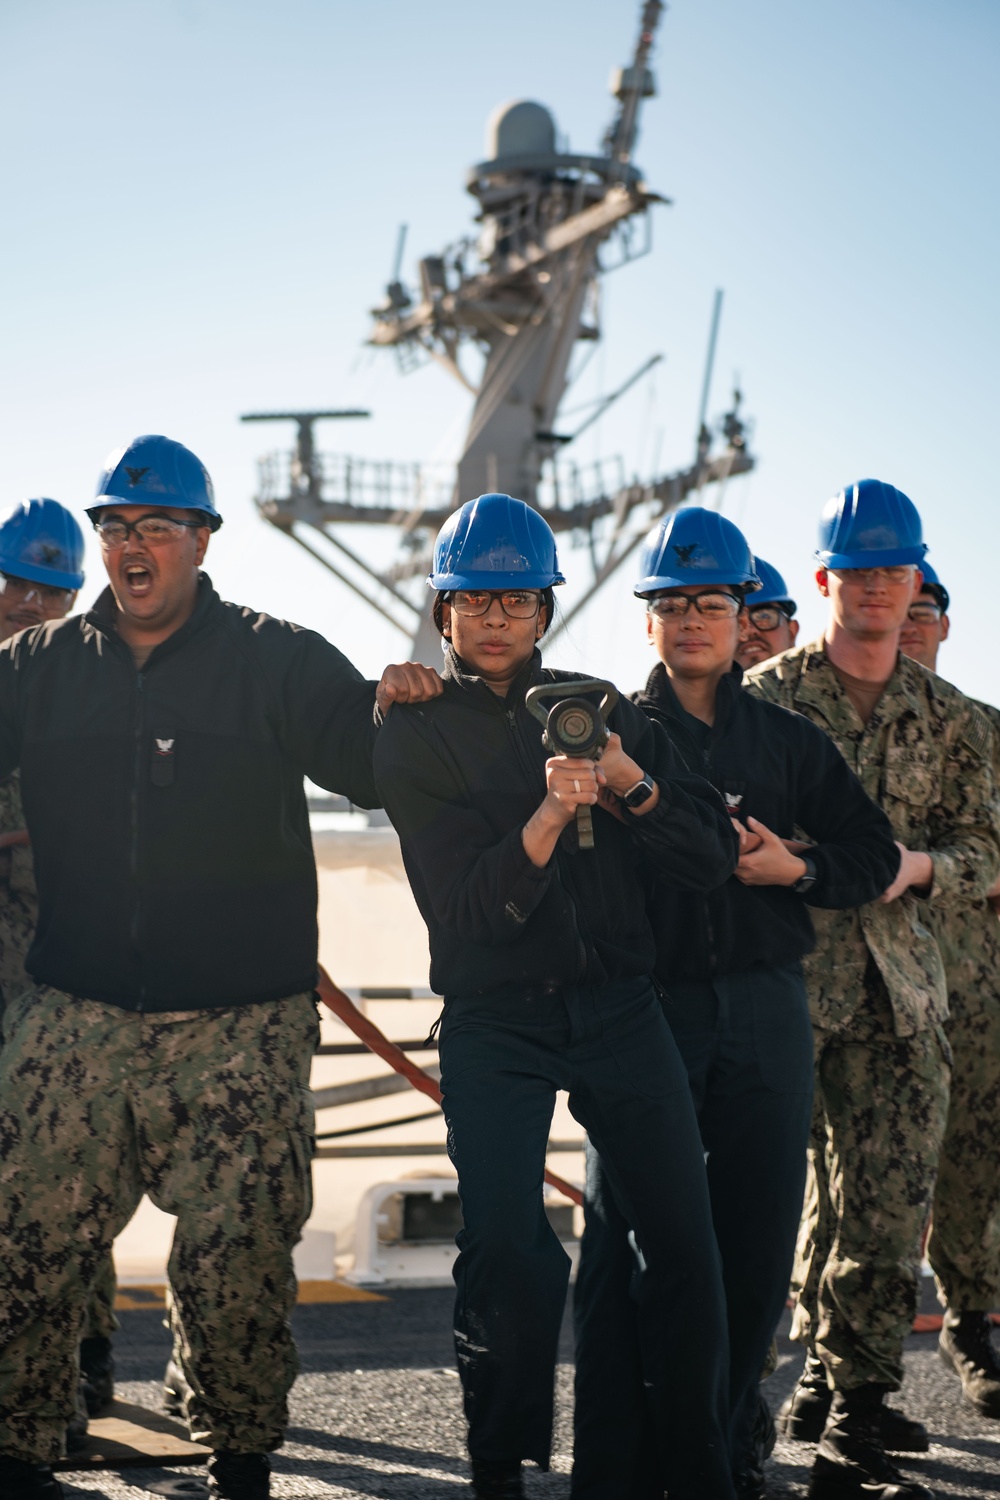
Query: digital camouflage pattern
0 772 37 1015
925 696 1000 1314
790 1003 950 1388
0 772 119 1345
746 642 1000 1390
745 642 1000 1037
0 985 318 1461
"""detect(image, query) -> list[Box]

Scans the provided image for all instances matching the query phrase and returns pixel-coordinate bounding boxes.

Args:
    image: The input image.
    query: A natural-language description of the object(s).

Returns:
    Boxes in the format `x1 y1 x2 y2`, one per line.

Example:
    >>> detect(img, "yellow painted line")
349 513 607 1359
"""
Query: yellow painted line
114 1286 166 1309
114 1279 386 1310
296 1279 387 1304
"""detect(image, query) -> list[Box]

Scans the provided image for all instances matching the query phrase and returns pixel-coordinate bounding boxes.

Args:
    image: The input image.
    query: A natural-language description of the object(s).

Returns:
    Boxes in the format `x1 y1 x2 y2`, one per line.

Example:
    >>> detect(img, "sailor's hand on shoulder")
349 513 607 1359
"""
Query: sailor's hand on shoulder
376 662 445 714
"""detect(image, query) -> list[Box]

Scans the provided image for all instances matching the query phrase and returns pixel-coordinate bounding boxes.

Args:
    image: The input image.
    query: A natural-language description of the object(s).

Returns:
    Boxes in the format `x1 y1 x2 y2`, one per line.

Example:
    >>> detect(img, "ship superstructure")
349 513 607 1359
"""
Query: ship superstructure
245 1 755 660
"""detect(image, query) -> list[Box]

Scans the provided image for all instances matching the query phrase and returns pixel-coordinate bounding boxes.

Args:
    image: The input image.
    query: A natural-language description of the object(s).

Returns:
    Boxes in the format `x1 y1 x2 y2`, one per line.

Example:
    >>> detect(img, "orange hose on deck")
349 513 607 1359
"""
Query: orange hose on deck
315 965 583 1207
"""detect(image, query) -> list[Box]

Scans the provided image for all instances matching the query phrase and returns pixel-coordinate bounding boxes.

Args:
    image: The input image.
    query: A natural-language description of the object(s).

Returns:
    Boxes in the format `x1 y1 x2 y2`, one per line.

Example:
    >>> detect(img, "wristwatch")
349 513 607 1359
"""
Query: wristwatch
621 773 656 810
792 855 818 894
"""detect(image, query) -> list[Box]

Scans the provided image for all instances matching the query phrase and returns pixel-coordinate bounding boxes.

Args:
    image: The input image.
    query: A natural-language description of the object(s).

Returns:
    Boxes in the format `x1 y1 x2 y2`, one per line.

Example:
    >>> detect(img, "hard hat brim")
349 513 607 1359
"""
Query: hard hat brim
634 571 762 598
816 545 926 569
85 496 223 532
428 570 565 591
0 557 84 590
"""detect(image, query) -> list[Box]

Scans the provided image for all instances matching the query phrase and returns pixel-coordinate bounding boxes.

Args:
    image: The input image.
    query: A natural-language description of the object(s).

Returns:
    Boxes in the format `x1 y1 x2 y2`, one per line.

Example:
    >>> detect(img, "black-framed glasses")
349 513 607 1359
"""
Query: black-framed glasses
0 572 75 607
746 604 791 633
93 514 206 548
647 590 743 620
907 602 943 624
448 589 543 619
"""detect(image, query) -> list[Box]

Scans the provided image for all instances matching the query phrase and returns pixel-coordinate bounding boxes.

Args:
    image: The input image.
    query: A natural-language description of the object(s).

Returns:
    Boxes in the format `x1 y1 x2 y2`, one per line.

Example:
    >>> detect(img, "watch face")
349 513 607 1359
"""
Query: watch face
624 776 654 808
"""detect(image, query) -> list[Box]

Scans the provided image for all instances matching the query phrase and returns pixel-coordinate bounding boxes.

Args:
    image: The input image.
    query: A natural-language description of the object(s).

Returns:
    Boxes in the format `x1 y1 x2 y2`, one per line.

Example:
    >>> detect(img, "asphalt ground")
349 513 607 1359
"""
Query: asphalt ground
58 1281 1000 1499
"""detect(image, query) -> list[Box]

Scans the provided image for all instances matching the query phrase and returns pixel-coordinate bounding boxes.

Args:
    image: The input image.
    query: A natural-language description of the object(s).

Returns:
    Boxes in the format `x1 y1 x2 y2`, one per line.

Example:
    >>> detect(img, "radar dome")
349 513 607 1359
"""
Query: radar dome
485 100 557 160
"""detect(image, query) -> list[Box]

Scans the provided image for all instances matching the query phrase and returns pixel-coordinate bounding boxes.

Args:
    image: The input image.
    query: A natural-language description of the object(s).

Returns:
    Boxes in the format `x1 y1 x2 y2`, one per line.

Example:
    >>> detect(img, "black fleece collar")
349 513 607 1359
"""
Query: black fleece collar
442 644 546 713
636 659 745 734
85 572 221 663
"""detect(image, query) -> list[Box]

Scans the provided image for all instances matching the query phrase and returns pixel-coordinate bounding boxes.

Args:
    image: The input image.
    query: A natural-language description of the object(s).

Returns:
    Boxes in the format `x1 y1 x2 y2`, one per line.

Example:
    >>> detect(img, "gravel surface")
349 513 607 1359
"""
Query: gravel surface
57 1288 1000 1498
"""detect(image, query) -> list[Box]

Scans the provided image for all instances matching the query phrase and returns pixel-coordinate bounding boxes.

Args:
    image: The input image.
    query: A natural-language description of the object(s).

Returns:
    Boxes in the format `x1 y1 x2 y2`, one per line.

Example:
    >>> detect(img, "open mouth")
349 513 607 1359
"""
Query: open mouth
123 563 154 598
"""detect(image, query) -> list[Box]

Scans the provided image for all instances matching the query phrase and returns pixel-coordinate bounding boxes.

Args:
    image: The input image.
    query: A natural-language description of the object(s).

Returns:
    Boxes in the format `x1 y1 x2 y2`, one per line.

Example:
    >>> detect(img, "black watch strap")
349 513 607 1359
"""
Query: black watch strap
793 855 818 894
622 773 656 810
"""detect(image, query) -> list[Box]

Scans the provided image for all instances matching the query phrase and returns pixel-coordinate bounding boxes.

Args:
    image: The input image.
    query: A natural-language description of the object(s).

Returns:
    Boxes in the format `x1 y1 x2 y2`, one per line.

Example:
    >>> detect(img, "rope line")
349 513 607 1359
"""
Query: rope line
315 966 583 1206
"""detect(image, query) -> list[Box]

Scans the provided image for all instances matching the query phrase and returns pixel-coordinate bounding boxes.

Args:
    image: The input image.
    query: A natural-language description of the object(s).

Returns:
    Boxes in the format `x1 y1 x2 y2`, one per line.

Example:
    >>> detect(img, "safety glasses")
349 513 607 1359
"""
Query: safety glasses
94 515 206 548
448 589 542 619
0 572 75 607
647 590 742 620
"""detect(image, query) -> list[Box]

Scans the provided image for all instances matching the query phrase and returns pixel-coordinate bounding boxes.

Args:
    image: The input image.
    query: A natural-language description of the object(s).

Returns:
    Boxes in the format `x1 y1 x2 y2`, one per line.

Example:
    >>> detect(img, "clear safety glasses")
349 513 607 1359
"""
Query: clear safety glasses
829 566 914 586
907 602 943 624
0 572 75 608
647 590 743 620
94 515 206 548
447 589 543 619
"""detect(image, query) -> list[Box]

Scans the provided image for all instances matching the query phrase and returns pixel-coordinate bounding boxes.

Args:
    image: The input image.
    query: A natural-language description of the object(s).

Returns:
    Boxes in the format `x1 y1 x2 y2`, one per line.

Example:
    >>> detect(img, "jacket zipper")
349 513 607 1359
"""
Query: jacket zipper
505 702 589 980
131 671 146 1010
662 708 720 977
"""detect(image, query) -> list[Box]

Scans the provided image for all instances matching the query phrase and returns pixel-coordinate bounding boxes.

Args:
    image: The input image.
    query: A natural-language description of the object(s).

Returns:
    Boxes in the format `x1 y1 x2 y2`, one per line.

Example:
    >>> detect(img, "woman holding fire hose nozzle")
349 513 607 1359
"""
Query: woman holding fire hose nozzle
571 508 902 1500
373 493 741 1500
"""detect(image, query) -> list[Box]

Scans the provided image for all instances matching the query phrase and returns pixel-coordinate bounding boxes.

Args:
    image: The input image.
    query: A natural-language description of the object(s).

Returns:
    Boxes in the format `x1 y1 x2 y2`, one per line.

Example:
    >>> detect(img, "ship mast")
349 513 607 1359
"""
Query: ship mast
248 1 755 661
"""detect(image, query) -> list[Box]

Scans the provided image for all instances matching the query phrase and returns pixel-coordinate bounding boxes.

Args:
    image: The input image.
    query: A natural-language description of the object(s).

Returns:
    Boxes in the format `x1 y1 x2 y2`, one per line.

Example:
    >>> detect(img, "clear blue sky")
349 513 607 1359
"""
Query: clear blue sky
2 0 998 698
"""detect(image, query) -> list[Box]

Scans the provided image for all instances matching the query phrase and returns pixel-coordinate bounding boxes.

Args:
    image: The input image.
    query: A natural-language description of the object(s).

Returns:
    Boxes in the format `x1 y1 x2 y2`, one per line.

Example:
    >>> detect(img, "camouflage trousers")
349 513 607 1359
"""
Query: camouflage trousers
790 990 950 1390
926 911 1000 1312
0 985 318 1462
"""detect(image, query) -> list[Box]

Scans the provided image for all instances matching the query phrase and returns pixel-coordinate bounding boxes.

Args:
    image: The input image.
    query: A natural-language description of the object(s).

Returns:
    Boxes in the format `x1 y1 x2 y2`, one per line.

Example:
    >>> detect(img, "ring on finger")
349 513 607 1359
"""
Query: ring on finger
573 779 581 794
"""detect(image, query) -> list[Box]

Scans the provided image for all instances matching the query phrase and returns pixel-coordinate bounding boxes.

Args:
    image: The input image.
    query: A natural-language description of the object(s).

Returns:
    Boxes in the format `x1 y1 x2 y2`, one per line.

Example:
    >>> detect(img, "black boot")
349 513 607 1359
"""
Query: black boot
471 1459 525 1498
0 1457 65 1499
809 1385 934 1500
751 1388 777 1463
79 1335 115 1416
734 1390 777 1498
778 1351 831 1441
65 1381 89 1453
779 1351 928 1452
938 1310 1000 1418
207 1450 271 1500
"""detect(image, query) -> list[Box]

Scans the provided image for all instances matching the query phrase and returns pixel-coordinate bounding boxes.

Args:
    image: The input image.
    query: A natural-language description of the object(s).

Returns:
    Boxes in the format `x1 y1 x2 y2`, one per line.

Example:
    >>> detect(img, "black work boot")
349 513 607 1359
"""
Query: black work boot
809 1385 935 1499
938 1309 1000 1418
734 1390 777 1497
65 1381 89 1453
779 1351 832 1441
0 1457 65 1499
207 1450 271 1500
779 1351 928 1452
79 1335 115 1416
471 1459 525 1498
751 1387 777 1463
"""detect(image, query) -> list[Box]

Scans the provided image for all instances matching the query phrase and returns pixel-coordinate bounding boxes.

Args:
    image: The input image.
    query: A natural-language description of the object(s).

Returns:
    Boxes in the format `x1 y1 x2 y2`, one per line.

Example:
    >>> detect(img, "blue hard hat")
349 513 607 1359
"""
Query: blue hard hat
0 499 85 590
816 479 925 569
87 435 222 531
749 557 797 616
429 493 565 590
633 506 762 597
918 558 949 613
